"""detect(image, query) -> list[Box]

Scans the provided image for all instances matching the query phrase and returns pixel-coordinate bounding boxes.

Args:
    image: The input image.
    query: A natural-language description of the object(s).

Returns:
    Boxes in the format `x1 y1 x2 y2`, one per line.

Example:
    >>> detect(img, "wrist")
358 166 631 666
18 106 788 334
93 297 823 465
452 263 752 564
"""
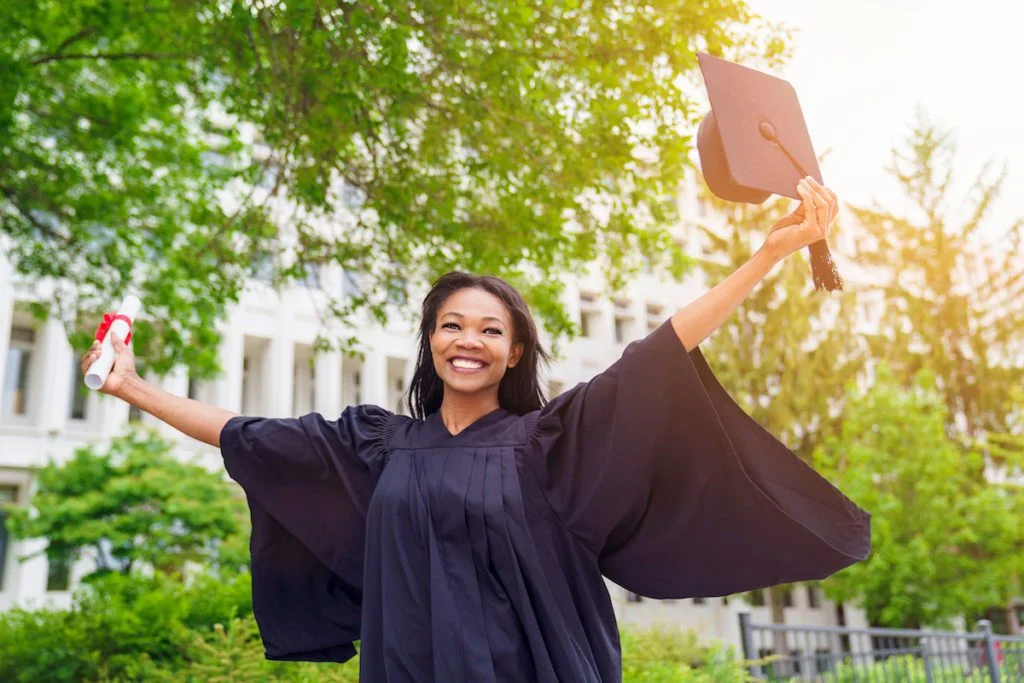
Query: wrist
753 242 782 273
113 373 146 403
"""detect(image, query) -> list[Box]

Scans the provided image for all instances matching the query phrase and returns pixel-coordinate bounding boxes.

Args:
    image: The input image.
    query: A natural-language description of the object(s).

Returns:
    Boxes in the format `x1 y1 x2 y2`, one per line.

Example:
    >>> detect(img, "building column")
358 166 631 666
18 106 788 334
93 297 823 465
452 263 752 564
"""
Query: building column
36 318 72 432
314 349 342 418
360 349 388 408
215 329 244 414
154 367 189 439
265 334 294 418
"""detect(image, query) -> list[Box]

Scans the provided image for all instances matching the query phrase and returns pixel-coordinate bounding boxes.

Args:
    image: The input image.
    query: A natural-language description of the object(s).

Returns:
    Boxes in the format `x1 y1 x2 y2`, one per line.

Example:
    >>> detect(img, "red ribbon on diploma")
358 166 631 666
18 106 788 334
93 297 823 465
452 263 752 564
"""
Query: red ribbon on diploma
95 313 133 345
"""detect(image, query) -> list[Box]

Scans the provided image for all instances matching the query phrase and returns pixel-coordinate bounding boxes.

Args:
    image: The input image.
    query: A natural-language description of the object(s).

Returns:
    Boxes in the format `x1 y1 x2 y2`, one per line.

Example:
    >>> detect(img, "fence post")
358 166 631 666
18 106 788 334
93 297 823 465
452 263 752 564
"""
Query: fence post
920 639 935 683
738 612 763 678
978 619 1001 683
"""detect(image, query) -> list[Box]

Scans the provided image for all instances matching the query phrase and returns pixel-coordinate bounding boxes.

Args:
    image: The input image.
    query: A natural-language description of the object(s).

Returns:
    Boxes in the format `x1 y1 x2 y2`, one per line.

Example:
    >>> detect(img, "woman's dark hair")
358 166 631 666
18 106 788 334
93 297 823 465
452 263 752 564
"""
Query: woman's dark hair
407 272 550 419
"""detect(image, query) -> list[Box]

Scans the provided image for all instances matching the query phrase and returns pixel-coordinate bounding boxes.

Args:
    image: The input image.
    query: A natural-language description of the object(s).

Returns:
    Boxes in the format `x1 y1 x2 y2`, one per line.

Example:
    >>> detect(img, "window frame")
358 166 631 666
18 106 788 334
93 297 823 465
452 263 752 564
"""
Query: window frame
2 325 38 424
0 471 31 594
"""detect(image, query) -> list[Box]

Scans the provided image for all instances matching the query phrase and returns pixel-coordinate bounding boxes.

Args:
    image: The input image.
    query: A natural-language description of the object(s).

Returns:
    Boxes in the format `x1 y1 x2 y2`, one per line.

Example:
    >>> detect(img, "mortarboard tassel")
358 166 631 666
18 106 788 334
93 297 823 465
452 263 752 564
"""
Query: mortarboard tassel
809 241 843 292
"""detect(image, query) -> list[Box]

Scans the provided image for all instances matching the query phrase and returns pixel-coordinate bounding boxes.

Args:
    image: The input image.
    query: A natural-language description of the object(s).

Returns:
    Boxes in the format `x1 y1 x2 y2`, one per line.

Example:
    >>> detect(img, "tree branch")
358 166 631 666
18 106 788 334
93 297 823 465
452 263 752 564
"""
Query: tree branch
53 28 96 56
31 51 192 66
0 186 64 240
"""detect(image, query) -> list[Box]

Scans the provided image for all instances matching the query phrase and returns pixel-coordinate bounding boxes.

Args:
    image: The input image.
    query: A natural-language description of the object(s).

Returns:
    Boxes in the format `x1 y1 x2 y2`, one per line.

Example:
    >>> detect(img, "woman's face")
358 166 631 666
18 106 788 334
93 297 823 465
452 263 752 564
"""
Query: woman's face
429 287 524 402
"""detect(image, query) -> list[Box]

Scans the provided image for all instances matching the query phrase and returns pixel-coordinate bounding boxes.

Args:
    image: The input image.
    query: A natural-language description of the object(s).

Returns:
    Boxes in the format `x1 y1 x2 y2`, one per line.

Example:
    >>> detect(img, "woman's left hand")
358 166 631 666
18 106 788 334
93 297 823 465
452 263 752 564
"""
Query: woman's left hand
762 176 839 264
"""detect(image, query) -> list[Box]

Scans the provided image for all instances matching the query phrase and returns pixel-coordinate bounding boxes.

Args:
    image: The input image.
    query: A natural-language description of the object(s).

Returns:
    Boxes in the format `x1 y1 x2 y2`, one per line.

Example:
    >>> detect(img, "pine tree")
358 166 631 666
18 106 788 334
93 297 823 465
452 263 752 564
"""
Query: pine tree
848 112 1024 440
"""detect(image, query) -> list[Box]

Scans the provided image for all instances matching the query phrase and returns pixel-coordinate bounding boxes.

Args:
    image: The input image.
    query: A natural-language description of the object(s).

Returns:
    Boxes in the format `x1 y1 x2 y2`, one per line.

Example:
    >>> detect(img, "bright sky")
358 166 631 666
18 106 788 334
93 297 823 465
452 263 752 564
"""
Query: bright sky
744 0 1023 238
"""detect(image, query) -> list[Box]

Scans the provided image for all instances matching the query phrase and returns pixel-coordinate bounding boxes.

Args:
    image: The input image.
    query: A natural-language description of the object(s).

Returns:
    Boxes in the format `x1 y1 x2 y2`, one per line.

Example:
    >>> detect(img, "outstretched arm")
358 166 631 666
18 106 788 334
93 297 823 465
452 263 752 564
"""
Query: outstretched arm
672 176 838 351
80 332 237 447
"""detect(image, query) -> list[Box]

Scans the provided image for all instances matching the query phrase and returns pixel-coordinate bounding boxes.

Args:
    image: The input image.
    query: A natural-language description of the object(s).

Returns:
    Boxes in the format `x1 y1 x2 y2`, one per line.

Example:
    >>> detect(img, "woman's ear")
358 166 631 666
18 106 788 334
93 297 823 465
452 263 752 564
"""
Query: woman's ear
507 342 524 369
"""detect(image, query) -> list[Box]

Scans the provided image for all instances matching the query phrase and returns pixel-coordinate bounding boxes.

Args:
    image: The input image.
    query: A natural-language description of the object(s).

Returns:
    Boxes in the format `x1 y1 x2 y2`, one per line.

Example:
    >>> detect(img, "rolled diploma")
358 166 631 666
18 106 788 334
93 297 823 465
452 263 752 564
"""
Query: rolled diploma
84 295 142 391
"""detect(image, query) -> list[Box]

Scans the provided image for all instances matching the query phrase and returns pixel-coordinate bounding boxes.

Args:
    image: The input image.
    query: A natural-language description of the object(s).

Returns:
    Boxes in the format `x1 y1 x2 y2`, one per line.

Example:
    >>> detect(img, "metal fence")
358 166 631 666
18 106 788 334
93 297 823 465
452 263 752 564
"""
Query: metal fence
739 613 1024 682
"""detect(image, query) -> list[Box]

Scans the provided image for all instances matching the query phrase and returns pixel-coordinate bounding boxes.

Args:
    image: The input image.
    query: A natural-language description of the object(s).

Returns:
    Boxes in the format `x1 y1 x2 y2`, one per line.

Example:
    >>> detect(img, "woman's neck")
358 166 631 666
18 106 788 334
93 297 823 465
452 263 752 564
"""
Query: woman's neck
438 392 500 436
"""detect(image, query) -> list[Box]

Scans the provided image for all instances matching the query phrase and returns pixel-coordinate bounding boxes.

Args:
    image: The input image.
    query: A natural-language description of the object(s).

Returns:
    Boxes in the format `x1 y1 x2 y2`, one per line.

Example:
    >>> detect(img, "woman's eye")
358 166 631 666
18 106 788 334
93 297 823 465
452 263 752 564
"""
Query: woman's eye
440 322 501 335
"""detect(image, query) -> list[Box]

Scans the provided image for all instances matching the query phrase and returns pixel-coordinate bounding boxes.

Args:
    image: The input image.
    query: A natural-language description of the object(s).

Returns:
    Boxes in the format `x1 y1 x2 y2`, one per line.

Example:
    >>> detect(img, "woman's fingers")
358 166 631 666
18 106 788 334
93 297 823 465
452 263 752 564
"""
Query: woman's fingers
81 341 100 373
803 176 838 225
796 182 819 230
798 178 829 238
825 186 839 224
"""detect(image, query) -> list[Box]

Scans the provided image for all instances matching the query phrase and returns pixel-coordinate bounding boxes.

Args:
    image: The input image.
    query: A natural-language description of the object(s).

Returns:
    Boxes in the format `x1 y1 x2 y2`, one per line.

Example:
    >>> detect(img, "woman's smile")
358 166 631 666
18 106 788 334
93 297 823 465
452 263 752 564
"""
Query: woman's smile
448 356 488 373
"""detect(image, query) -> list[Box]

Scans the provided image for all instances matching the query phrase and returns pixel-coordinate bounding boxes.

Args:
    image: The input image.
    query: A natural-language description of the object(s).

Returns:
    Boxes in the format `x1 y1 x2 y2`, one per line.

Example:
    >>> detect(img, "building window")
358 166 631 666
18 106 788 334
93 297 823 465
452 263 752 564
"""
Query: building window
300 263 321 289
2 327 35 418
46 550 71 592
0 485 17 590
815 648 834 673
342 366 363 408
749 589 766 607
693 597 706 605
579 293 600 339
612 299 633 344
782 587 795 608
790 649 804 675
342 269 363 299
241 357 252 414
645 304 664 333
252 253 273 283
807 585 822 609
187 377 199 400
626 591 643 603
612 317 625 343
69 355 88 420
393 377 405 415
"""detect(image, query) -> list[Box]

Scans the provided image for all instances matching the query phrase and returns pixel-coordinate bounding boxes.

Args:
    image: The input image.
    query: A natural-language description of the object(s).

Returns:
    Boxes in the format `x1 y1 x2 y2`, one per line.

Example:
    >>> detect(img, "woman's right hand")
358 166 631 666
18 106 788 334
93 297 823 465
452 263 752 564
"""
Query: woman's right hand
80 332 139 397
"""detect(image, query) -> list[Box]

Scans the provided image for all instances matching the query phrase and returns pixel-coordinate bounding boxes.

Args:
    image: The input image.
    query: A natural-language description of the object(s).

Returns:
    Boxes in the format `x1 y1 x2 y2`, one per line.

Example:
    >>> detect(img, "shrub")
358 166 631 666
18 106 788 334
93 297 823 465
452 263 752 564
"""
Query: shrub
0 573 753 682
620 624 752 682
0 571 253 682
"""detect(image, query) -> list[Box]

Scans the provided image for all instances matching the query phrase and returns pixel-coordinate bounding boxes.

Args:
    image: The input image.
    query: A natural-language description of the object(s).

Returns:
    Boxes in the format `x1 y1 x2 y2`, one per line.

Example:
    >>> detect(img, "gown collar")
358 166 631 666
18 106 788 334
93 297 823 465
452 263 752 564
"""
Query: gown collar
428 407 510 438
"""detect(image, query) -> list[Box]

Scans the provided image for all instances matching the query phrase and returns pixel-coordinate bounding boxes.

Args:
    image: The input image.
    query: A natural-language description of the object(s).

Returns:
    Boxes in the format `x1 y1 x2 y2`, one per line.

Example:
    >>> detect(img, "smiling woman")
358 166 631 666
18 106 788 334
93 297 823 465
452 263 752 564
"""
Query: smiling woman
400 273 547 425
85 250 869 681
412 274 540 433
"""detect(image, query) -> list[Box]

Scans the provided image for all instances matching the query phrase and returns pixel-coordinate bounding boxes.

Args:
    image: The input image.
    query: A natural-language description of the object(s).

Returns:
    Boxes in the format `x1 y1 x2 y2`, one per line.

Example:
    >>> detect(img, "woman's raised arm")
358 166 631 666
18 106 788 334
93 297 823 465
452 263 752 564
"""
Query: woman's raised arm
672 176 838 351
80 332 237 447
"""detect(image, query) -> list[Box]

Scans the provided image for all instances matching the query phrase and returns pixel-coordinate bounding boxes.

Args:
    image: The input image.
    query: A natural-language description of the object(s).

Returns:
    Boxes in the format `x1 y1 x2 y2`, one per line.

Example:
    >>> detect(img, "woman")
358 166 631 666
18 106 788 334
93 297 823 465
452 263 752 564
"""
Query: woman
82 176 869 682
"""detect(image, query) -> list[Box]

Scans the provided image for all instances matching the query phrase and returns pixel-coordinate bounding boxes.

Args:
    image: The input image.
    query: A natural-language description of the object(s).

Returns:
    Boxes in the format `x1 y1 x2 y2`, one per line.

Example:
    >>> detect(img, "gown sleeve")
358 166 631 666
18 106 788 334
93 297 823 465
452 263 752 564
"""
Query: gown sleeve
527 320 870 599
219 405 395 662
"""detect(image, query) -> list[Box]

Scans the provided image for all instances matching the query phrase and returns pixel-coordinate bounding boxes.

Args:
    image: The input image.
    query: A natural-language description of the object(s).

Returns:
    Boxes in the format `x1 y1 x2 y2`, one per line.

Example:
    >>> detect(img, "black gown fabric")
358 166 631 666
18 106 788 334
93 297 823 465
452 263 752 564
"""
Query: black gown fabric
220 320 870 681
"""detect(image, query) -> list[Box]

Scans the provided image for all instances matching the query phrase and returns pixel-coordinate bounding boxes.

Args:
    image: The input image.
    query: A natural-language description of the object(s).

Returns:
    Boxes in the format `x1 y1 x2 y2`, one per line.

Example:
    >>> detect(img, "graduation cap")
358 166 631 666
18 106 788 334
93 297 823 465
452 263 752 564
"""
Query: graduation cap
696 52 843 291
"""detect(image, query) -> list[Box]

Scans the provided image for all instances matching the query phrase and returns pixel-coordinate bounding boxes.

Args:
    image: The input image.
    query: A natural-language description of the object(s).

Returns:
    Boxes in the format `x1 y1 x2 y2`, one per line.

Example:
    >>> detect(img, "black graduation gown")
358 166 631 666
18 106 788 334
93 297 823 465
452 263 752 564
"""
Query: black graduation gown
219 320 870 682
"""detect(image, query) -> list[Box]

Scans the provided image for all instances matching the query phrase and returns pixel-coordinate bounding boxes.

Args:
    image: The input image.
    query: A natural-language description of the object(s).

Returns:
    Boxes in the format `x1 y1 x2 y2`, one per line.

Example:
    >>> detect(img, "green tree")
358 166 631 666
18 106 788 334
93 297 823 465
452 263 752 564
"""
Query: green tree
848 112 1024 439
1 0 788 378
6 430 246 577
814 366 1024 629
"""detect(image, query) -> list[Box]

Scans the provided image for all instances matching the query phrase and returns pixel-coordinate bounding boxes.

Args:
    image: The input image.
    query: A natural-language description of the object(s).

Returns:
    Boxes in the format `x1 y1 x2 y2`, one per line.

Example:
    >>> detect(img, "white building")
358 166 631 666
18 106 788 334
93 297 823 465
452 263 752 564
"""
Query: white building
0 181 864 654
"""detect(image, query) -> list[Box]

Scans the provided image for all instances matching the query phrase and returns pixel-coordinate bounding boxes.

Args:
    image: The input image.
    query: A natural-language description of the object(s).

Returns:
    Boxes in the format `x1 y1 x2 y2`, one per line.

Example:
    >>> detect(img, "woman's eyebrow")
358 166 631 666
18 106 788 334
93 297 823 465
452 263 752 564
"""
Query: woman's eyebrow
441 312 506 326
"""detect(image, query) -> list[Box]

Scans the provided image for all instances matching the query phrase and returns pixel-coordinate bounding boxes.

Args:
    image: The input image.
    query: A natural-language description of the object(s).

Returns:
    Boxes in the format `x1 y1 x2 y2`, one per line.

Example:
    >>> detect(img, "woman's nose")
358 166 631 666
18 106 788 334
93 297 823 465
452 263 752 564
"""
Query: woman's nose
455 334 484 349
